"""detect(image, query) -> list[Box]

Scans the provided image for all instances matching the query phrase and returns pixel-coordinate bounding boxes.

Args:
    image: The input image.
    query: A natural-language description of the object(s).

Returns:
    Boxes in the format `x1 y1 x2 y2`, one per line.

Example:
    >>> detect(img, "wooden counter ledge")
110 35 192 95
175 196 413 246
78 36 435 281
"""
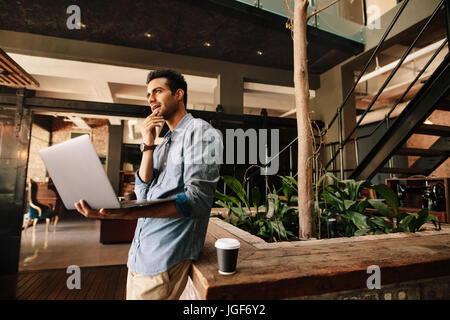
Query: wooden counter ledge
188 216 450 300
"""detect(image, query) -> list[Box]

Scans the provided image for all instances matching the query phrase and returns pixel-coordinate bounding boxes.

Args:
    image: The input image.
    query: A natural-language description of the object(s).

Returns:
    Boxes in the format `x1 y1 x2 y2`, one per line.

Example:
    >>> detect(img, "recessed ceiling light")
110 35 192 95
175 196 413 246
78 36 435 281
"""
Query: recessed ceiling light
257 50 263 56
144 32 153 38
203 42 212 47
77 22 86 28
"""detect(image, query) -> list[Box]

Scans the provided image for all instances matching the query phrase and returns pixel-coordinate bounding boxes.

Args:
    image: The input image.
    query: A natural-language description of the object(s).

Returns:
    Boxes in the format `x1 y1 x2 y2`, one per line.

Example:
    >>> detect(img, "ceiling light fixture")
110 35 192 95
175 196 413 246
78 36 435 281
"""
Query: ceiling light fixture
144 32 153 38
203 42 211 47
257 50 263 56
358 39 446 83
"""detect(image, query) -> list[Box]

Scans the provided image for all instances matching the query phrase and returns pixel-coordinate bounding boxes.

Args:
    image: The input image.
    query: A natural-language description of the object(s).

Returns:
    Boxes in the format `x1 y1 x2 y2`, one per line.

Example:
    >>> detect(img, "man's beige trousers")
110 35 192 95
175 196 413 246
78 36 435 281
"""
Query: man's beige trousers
126 260 192 300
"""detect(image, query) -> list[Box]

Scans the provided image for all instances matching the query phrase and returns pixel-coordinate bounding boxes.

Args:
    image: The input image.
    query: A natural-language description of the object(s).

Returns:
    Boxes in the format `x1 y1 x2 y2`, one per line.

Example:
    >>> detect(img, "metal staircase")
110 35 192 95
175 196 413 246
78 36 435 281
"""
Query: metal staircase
322 0 450 182
249 0 450 189
350 55 450 180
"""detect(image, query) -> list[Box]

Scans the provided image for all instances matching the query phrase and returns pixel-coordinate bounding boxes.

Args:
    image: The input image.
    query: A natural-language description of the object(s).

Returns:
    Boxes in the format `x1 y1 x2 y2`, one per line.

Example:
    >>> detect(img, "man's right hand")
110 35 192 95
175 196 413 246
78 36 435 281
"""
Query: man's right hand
141 109 164 146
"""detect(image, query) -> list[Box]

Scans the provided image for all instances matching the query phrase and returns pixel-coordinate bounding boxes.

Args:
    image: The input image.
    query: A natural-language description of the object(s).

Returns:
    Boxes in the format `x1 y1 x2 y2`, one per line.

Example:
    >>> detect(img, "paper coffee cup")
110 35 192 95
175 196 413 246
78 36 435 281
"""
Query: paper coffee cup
215 238 240 275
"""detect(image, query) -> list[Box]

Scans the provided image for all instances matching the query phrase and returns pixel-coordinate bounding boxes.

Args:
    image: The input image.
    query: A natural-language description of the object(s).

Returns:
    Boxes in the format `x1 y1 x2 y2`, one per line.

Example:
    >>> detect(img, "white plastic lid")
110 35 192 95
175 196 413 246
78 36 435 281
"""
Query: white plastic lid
215 238 240 250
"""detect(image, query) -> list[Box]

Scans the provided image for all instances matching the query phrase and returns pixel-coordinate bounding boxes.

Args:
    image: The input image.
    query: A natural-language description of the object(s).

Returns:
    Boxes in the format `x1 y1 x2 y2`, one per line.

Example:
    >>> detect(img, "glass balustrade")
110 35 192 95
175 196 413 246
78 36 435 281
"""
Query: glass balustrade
234 0 366 44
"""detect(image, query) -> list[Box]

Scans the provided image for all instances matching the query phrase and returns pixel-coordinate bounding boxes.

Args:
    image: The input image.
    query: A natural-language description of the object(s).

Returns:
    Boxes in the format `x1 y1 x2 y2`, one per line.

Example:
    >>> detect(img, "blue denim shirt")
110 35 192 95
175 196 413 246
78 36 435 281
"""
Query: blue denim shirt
127 113 223 276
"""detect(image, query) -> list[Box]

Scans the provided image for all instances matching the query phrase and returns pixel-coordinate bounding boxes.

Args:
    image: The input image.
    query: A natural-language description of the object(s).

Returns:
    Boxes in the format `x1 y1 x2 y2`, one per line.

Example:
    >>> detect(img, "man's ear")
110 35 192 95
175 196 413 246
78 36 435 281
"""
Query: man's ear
175 89 184 102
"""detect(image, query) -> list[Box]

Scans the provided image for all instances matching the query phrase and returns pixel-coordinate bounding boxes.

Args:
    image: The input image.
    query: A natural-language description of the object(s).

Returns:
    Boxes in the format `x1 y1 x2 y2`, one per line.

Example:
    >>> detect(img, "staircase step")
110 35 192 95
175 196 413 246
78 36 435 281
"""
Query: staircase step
396 148 448 157
414 124 450 137
378 167 427 175
435 95 450 111
435 104 450 112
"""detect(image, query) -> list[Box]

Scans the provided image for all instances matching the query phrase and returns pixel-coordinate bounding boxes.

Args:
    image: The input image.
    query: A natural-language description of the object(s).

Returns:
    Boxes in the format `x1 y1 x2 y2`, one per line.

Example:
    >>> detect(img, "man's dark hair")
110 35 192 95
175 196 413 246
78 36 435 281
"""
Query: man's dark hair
146 69 187 107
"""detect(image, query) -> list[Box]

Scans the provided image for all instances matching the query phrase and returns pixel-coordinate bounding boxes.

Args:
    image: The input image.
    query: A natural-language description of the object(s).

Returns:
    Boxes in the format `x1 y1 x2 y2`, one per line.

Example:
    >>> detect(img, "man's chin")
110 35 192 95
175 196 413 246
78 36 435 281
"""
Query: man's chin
161 109 176 120
160 112 168 120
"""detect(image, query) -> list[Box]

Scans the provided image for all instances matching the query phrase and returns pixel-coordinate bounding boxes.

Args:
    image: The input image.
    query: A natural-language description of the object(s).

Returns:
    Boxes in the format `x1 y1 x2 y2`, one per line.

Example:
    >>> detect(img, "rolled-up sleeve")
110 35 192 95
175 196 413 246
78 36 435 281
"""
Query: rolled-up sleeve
134 170 155 201
180 121 223 218
174 193 191 217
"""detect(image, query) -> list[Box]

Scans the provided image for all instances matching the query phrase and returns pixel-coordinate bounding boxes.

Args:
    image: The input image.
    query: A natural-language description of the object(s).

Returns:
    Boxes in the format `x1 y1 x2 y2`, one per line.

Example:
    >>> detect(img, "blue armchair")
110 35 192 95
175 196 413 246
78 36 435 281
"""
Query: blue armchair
24 179 59 232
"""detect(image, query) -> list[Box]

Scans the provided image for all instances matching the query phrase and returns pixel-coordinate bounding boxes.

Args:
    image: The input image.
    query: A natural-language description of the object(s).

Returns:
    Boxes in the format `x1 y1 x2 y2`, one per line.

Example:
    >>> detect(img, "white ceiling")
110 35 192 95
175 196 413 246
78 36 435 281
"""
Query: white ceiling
8 53 307 121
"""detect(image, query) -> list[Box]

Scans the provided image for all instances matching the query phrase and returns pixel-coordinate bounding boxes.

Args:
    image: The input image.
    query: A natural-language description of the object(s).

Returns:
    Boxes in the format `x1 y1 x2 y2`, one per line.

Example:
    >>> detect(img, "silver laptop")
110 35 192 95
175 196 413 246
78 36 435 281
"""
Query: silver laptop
39 134 174 210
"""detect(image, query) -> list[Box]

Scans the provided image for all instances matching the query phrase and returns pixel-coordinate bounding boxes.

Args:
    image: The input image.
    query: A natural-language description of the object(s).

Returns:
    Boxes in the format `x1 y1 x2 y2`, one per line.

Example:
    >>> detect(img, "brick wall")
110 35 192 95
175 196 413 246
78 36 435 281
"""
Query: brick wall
51 117 109 157
27 116 110 182
294 275 450 300
27 122 51 182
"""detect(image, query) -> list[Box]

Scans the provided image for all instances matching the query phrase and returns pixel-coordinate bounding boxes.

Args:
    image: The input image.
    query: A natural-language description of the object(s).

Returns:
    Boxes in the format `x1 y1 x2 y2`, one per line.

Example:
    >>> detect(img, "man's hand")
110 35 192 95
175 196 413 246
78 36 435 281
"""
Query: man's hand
74 200 133 219
141 109 164 146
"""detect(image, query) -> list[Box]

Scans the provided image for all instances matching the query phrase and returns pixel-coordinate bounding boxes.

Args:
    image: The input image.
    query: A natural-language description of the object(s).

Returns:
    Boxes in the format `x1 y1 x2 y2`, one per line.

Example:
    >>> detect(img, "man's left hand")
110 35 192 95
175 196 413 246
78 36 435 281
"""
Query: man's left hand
74 199 133 219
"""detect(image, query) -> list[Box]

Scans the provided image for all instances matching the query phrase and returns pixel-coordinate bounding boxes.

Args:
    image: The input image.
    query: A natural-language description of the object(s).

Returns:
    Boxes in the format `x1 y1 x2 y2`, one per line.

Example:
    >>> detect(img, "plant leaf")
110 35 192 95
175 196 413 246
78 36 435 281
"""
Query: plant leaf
351 180 369 200
370 216 392 232
368 199 393 220
215 200 230 209
323 191 345 212
344 200 357 210
318 172 339 186
357 199 370 214
373 184 399 216
222 175 250 210
230 206 248 219
215 190 240 207
399 214 415 232
354 228 370 236
279 175 298 193
251 186 261 212
348 211 369 230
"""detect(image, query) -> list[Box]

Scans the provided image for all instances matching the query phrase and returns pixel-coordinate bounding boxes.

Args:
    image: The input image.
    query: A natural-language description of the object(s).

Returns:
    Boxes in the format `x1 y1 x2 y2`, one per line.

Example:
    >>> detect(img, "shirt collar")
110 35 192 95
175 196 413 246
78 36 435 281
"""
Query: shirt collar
163 113 192 140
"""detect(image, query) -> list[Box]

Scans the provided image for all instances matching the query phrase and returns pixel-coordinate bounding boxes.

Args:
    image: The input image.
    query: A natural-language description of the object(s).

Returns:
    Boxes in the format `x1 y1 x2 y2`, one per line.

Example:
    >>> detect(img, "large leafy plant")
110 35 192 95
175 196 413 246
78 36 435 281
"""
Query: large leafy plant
214 176 298 242
313 172 440 238
214 173 440 242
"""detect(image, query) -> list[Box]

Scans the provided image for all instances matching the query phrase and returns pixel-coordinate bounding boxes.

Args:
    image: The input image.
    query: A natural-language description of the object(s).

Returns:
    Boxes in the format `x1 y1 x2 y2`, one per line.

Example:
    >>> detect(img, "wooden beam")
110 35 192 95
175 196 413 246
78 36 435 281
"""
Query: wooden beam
0 94 299 128
0 48 39 88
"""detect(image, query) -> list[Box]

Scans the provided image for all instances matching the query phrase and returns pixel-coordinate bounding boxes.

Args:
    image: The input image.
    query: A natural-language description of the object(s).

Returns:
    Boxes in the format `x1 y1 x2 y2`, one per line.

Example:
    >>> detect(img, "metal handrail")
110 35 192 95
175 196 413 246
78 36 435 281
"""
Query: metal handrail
355 39 448 142
326 0 411 131
324 37 447 167
243 136 298 184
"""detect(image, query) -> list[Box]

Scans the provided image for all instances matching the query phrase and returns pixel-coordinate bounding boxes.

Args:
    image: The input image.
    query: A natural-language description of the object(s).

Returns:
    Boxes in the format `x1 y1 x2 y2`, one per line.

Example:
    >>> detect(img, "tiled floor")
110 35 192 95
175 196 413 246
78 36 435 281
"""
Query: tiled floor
19 213 131 272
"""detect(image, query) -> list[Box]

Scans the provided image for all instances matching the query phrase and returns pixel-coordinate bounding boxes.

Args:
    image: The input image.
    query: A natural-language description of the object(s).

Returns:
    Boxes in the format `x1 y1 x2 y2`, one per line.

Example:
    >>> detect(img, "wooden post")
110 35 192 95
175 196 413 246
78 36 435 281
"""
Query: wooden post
292 0 342 239
294 0 315 239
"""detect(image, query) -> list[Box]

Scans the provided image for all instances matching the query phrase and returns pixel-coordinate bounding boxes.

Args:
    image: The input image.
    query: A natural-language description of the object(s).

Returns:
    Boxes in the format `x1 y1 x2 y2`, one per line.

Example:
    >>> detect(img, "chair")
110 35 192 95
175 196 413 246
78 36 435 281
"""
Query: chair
24 179 59 232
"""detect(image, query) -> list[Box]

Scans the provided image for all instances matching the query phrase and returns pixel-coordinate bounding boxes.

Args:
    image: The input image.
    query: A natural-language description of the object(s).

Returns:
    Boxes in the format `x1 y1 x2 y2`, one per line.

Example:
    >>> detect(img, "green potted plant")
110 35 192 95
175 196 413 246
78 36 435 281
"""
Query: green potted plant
214 176 298 242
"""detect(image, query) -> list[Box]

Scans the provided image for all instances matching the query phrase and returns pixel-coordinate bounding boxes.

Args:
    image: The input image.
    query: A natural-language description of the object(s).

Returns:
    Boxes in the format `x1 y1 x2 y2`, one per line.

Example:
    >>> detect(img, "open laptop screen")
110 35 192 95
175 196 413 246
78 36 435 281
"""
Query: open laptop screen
39 134 121 210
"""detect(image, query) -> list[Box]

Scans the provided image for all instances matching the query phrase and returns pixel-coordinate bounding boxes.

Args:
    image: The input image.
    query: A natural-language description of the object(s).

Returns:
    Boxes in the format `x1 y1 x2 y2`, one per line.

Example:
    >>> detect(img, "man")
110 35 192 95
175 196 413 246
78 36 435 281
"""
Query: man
75 69 223 300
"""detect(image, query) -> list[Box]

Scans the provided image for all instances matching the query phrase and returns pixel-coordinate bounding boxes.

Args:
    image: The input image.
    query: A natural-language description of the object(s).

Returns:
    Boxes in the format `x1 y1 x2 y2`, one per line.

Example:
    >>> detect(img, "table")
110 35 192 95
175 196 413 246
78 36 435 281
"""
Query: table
35 181 65 215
